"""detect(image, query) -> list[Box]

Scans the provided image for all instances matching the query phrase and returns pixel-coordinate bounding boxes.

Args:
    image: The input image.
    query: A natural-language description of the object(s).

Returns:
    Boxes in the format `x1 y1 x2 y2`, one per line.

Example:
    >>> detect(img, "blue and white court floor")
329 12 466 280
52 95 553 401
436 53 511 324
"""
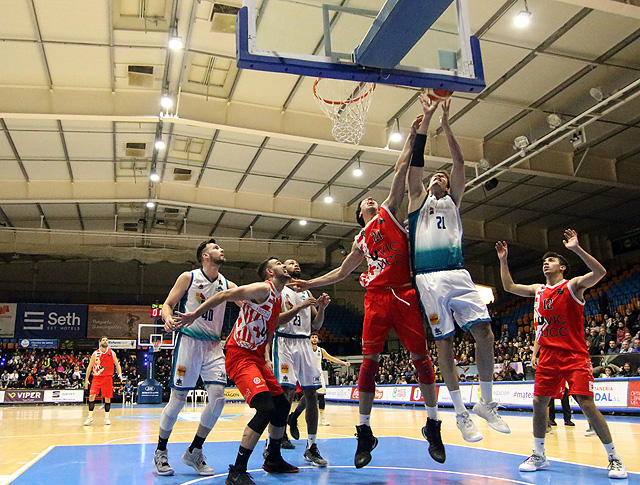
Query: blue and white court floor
2 404 638 485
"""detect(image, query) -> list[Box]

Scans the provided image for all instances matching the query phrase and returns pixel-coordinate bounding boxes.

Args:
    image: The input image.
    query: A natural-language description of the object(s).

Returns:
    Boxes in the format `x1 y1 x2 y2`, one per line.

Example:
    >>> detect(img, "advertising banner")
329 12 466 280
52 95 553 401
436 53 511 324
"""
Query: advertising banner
628 380 640 408
108 339 138 349
18 338 58 349
3 390 44 403
16 303 87 339
44 389 84 403
88 305 155 339
0 303 17 337
224 388 245 401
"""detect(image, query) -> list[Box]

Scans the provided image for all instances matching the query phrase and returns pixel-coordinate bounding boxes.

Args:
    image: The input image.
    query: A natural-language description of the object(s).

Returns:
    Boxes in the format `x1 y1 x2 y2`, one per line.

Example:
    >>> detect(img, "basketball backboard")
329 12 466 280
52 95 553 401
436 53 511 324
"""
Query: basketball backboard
137 323 176 349
237 0 485 92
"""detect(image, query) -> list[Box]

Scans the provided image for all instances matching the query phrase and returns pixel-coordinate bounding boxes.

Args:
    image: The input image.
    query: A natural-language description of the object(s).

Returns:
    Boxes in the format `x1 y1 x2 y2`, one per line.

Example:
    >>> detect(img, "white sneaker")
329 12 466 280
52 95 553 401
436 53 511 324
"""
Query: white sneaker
456 411 483 442
319 415 330 426
585 426 596 436
104 418 111 425
83 417 93 426
473 400 510 434
519 452 549 472
608 457 627 479
182 448 214 476
154 449 174 476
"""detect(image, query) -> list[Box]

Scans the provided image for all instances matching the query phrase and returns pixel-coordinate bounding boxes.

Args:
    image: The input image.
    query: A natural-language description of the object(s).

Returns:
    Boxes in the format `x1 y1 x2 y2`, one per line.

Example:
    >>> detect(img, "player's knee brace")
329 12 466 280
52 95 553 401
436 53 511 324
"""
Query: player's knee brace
413 356 435 385
247 392 274 434
160 389 188 431
105 402 111 412
358 358 380 393
200 384 226 429
269 393 290 428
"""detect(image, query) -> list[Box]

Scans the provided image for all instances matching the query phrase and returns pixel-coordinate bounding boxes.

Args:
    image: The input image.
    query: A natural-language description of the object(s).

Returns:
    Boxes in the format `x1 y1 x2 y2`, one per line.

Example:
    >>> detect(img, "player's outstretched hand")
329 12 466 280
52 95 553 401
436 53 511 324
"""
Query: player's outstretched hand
563 229 579 251
316 293 331 310
290 279 310 292
173 311 197 327
418 94 439 116
440 99 452 130
409 115 423 138
495 241 509 260
300 297 317 309
163 314 178 331
344 362 351 367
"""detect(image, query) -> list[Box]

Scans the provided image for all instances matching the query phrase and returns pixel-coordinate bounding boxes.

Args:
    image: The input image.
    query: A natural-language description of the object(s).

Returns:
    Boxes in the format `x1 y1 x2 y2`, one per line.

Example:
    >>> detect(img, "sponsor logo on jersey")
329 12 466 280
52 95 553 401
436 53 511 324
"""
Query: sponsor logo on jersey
176 378 183 386
195 292 206 304
198 284 204 289
429 207 434 215
253 377 261 384
280 364 289 374
429 314 439 326
177 366 186 376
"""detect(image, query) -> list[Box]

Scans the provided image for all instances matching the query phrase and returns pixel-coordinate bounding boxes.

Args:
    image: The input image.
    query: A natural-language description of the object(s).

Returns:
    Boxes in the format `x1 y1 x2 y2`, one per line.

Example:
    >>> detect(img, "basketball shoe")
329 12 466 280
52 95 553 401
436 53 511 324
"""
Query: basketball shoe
303 444 328 467
519 452 549 472
354 424 378 469
608 456 627 479
473 399 510 433
422 418 446 463
182 447 214 475
225 465 255 485
456 411 483 442
154 449 175 476
83 417 93 426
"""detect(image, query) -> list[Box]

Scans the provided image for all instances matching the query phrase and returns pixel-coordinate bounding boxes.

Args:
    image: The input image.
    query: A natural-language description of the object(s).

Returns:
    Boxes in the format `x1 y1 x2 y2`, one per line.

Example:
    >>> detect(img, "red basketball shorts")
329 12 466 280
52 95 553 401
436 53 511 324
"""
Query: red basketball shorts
362 285 428 355
226 346 283 406
90 376 113 399
534 365 594 399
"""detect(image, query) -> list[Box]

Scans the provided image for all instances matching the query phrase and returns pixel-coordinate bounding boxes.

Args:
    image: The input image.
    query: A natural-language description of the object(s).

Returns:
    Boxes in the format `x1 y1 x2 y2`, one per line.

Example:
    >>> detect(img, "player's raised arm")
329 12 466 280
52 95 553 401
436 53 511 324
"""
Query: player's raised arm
311 293 331 330
162 271 193 330
384 115 422 216
291 242 364 291
278 296 317 326
176 282 271 326
564 229 606 298
496 241 540 297
407 97 439 213
440 100 465 207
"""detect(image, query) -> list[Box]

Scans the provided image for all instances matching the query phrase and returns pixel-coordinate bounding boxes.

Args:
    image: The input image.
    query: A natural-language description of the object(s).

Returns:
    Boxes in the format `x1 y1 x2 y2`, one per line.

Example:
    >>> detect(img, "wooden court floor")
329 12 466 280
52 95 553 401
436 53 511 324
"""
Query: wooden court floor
1 401 639 484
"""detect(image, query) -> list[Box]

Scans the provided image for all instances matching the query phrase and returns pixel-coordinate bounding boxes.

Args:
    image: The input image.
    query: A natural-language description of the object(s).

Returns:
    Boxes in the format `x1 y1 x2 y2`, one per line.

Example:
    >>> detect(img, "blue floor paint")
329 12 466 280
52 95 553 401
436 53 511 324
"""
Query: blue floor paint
114 412 243 422
13 437 638 485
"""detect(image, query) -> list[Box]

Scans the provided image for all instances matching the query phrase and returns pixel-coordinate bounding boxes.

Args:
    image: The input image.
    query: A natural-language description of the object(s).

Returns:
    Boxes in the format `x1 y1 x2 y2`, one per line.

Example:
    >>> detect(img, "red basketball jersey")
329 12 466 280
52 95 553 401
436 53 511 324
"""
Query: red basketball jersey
93 348 114 378
354 205 412 288
227 281 281 355
534 279 589 369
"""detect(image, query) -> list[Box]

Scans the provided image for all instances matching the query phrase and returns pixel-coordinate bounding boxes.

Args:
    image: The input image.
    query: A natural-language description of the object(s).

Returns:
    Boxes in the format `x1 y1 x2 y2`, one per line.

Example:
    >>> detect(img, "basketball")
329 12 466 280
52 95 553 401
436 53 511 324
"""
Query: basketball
426 88 454 103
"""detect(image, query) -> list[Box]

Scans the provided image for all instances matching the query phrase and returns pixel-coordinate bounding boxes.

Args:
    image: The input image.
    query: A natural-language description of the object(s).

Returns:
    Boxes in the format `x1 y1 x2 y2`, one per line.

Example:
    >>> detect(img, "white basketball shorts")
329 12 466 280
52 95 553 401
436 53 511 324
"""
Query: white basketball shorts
273 336 322 390
414 269 491 340
170 333 226 390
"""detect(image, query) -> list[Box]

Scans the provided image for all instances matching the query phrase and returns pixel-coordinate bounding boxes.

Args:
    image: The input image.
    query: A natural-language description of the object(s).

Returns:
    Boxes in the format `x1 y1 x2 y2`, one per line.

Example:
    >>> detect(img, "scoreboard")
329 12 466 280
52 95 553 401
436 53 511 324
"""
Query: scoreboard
150 303 162 318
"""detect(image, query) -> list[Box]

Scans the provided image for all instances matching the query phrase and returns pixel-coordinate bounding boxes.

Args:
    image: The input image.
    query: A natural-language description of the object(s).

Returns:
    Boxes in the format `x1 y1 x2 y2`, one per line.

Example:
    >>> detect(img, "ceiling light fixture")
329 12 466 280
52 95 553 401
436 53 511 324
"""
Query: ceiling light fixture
353 157 363 177
149 171 160 182
589 87 604 102
168 36 183 50
547 113 562 129
146 201 155 209
514 0 531 28
160 94 173 109
155 139 166 150
324 186 334 204
299 220 308 226
390 119 402 143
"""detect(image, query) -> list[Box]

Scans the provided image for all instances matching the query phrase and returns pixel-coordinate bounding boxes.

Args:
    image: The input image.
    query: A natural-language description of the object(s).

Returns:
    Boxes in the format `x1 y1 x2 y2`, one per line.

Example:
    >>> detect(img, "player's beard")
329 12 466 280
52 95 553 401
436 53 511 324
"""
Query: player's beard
290 269 301 278
212 255 225 265
100 342 108 350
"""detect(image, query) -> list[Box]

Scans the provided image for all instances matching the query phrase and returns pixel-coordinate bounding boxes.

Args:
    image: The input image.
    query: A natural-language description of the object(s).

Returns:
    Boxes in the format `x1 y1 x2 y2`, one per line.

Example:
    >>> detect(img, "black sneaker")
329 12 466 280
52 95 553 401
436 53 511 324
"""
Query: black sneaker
287 414 300 440
281 432 295 450
303 444 328 467
565 420 575 426
548 420 557 426
262 456 299 474
225 465 255 485
422 418 446 464
354 424 378 469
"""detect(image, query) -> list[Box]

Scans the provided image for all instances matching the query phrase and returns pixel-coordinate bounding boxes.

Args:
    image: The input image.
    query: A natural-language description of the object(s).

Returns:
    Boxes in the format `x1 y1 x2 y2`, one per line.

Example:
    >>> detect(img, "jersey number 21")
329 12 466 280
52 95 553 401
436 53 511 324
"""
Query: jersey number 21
436 216 446 229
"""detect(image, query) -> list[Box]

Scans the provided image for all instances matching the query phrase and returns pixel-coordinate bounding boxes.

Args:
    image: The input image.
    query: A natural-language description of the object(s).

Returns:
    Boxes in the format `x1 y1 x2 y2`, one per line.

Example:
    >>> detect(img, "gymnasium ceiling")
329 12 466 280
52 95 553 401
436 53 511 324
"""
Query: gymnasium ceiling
0 0 639 282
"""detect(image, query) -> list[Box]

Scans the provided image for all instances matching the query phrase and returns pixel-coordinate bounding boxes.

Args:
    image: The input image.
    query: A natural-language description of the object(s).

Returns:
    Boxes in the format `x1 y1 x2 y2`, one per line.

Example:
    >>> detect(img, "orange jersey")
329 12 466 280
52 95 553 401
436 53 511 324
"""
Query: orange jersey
227 281 281 355
534 279 589 369
92 348 115 378
354 205 412 288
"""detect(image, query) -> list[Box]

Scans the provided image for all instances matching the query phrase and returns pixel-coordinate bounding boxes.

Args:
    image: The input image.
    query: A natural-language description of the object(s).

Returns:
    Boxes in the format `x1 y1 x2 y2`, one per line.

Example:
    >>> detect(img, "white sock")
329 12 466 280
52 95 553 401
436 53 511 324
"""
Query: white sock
307 434 317 448
480 381 493 403
105 411 110 419
534 437 545 455
426 405 438 420
450 390 466 415
603 441 618 459
88 411 94 418
359 414 371 426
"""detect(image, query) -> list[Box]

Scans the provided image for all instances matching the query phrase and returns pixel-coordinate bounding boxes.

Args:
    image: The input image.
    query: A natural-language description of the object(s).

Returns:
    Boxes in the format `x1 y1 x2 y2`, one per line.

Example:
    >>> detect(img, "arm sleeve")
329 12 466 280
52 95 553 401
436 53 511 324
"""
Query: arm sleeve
410 133 427 167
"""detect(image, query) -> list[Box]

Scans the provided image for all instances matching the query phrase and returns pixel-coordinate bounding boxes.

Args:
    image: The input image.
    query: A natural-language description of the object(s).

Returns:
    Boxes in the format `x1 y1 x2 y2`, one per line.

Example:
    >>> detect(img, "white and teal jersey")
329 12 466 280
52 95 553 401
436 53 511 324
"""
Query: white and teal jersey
408 194 464 274
177 269 229 341
277 285 313 337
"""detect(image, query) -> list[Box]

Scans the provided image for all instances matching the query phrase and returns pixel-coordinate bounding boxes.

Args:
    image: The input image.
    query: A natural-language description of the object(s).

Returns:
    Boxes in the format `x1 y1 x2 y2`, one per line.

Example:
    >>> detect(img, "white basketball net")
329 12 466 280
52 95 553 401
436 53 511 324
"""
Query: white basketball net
313 78 375 145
